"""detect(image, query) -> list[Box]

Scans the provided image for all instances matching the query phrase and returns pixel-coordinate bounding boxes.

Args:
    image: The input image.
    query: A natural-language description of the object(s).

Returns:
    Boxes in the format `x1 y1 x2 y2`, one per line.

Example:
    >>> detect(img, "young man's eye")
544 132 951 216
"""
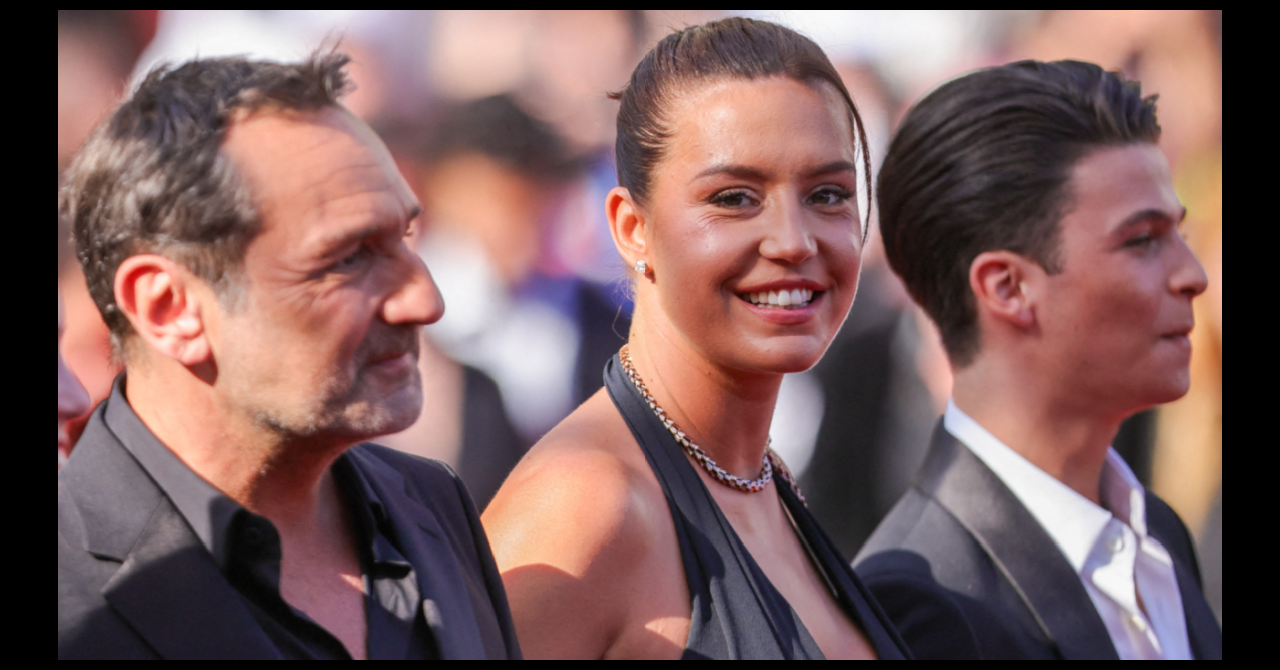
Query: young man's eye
1123 233 1161 252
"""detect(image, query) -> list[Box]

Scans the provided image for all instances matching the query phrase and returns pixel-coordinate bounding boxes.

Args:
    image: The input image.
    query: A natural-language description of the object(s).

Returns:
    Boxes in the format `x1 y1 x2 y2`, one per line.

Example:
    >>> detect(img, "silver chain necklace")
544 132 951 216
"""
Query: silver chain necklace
619 345 805 503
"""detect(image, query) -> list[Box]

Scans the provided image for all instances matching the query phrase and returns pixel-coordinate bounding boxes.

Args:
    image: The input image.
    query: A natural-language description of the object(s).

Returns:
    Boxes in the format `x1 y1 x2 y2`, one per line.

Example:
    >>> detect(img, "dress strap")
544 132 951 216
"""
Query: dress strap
603 353 824 659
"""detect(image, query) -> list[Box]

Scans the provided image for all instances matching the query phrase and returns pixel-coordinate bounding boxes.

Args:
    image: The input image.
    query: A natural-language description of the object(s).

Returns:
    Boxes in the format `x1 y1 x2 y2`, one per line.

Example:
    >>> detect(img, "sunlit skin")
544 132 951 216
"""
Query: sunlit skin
483 76 875 659
115 106 443 658
58 290 92 465
953 144 1208 504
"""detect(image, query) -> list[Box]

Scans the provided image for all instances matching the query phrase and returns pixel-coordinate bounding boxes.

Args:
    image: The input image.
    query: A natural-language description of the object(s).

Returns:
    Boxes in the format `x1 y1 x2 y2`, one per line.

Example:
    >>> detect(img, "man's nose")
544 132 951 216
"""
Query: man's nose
1171 234 1209 299
383 246 445 326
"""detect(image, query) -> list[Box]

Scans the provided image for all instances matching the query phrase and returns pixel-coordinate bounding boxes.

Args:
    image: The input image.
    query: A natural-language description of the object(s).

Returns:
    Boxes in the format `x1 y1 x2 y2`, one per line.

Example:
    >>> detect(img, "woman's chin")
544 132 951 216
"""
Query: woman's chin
729 337 829 375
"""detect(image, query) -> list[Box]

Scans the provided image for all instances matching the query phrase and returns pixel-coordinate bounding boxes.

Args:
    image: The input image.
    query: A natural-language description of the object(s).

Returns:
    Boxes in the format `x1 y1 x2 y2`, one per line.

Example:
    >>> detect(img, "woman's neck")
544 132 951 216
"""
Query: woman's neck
627 321 782 480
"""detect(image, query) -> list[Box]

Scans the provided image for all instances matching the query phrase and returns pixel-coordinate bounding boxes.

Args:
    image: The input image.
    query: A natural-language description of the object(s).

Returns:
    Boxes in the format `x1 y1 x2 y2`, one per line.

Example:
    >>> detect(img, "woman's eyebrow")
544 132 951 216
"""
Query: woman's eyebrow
692 160 856 182
803 160 857 179
693 163 768 182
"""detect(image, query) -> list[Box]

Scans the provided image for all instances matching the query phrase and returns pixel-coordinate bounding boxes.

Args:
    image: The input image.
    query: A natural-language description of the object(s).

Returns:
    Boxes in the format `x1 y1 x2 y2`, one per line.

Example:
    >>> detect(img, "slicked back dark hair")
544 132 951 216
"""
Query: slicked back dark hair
60 51 352 354
877 60 1160 367
611 17 872 237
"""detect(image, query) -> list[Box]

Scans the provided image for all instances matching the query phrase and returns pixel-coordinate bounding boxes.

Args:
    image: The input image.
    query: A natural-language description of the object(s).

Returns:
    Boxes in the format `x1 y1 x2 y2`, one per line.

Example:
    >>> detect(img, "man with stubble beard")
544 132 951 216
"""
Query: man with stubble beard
58 52 520 660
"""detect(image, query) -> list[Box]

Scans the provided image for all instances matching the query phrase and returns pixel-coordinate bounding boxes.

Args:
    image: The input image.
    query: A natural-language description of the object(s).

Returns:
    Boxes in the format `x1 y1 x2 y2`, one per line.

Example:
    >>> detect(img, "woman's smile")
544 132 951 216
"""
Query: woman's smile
632 75 863 373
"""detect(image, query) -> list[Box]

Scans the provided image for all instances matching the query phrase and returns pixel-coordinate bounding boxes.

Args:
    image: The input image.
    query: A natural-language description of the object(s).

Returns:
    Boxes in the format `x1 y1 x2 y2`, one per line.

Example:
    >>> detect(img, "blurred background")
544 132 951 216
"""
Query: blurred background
58 10 1221 622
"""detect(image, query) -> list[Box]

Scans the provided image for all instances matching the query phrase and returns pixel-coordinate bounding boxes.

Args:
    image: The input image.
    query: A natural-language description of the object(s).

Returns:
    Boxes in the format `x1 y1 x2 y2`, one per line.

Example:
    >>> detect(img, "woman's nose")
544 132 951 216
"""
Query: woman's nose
760 199 818 264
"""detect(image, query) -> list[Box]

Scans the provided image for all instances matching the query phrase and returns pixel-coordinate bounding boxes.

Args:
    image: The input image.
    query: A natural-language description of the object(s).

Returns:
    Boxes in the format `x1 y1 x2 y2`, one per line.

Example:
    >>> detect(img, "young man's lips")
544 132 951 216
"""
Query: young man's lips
1160 324 1194 340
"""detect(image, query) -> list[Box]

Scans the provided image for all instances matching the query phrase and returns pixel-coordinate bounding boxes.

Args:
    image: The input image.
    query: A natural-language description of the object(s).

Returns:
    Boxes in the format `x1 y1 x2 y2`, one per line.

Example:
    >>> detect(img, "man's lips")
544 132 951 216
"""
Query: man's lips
1160 322 1195 338
369 351 415 366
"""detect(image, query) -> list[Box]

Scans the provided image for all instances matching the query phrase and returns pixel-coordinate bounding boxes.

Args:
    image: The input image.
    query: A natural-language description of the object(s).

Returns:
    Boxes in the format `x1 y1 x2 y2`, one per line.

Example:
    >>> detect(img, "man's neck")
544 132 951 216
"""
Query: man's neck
125 362 348 524
951 358 1124 506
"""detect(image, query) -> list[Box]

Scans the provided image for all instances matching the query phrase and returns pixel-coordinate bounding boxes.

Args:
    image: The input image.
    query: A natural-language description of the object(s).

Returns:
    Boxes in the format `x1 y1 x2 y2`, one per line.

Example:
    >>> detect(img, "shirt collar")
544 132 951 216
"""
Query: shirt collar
102 373 408 574
943 399 1148 572
103 373 244 568
332 453 411 574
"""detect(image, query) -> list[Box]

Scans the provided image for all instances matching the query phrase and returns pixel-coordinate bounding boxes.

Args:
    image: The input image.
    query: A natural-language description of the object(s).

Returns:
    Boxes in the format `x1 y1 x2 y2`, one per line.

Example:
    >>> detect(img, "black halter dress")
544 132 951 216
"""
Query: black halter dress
604 355 911 659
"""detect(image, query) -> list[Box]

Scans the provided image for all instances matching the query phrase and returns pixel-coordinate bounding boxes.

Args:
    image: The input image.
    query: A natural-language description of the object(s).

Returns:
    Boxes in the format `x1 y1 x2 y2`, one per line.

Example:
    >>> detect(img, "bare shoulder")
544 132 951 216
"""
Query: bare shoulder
482 389 685 659
484 391 657 567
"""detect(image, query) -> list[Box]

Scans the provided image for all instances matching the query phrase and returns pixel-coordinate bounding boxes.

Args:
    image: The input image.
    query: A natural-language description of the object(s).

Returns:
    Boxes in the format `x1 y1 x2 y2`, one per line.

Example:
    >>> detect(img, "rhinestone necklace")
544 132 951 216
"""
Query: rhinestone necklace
619 345 804 502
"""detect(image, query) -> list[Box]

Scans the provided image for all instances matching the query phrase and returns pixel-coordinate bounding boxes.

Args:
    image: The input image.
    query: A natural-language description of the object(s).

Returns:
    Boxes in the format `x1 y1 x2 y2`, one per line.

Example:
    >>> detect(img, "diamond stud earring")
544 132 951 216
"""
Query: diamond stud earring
634 260 648 274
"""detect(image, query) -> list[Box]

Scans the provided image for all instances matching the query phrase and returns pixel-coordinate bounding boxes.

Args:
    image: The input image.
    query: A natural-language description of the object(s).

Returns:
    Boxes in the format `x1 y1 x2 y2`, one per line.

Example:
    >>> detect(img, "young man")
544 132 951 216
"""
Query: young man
854 60 1222 660
58 53 520 659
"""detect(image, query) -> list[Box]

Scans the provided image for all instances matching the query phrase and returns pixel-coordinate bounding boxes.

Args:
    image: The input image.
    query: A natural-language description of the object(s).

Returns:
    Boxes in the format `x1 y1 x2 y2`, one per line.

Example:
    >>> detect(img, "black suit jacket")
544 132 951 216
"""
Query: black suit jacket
58 401 522 659
854 423 1222 659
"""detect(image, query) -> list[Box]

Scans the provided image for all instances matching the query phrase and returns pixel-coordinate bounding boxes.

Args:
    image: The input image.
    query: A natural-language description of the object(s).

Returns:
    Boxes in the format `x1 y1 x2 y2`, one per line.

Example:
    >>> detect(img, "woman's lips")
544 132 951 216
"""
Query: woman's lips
737 290 824 324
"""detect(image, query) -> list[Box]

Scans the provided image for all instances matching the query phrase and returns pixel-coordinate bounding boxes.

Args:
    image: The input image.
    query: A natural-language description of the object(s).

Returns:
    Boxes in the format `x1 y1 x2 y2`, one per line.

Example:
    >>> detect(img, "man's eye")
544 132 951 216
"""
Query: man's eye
1124 233 1156 248
336 247 371 269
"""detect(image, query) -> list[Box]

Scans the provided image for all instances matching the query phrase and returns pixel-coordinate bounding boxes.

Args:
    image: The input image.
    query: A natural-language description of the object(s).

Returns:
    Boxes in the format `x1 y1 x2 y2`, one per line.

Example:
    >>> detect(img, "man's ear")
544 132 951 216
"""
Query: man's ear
606 186 649 274
114 255 213 367
969 250 1038 329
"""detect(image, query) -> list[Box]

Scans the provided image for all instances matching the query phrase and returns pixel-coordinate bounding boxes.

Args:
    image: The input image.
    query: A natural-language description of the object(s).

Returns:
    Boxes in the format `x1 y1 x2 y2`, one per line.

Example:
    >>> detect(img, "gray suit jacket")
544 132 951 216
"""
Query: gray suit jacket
854 422 1222 659
58 400 521 659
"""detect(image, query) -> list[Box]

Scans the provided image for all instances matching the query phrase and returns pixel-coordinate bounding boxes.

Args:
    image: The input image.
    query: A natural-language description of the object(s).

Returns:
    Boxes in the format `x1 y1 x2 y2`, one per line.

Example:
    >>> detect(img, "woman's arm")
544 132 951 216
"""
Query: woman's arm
482 439 656 659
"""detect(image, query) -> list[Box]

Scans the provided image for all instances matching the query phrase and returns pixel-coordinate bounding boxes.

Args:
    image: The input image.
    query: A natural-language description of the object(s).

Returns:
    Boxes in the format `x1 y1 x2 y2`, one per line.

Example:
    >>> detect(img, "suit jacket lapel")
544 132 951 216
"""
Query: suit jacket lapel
101 497 282 659
348 450 488 660
1145 493 1223 660
918 423 1119 660
1171 560 1223 659
66 417 279 659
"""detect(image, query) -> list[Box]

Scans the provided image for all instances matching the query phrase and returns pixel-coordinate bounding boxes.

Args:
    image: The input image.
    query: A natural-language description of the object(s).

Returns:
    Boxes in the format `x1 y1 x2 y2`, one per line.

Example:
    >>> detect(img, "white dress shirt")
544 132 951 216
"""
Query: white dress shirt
944 400 1192 660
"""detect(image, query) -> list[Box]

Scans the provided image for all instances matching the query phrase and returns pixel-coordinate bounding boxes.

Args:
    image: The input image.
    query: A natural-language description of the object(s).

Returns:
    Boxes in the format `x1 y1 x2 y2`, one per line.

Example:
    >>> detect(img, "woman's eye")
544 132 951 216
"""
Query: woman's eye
709 190 754 208
809 187 853 207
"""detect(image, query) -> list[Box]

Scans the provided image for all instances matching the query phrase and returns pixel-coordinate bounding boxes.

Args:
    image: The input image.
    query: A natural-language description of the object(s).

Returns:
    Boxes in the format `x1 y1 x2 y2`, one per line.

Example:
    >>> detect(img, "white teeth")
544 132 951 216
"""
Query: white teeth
743 288 818 309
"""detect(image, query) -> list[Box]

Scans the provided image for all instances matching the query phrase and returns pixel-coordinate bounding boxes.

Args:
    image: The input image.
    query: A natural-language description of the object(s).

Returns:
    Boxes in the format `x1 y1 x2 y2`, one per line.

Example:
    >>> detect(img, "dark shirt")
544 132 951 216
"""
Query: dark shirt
103 380 439 659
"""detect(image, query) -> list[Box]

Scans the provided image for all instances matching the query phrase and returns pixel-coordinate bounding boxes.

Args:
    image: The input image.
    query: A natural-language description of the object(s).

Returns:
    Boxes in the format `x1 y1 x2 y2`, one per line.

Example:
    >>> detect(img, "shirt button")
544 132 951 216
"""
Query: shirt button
1106 534 1125 554
1128 613 1148 633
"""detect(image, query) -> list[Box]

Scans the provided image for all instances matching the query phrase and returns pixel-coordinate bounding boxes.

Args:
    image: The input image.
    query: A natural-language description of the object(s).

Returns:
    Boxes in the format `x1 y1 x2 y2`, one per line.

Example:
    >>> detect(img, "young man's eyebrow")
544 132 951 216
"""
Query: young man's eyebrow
1115 206 1187 231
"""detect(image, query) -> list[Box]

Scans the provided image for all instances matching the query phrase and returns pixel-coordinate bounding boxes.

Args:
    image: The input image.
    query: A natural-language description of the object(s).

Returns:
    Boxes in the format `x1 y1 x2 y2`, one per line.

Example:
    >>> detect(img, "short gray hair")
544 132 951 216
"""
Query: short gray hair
60 50 353 353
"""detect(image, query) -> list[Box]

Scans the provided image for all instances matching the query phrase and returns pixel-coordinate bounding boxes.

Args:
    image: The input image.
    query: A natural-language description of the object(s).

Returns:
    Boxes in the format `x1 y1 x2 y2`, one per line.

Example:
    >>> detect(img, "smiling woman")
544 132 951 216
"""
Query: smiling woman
481 17 909 660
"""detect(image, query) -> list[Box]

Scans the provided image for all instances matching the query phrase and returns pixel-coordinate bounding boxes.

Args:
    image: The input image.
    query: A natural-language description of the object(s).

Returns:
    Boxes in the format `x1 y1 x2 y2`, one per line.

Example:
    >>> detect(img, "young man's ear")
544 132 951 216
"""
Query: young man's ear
606 186 650 278
114 255 213 367
969 250 1039 329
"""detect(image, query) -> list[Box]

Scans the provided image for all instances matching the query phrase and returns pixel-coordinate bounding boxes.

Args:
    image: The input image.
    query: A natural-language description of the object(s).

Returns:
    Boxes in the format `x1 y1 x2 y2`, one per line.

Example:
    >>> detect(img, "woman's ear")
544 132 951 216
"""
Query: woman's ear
969 250 1038 329
607 186 648 272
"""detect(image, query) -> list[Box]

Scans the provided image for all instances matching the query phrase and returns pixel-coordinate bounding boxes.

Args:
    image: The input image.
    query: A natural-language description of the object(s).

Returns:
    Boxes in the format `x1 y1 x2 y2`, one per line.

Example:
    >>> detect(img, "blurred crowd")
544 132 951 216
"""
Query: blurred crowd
58 10 1221 622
